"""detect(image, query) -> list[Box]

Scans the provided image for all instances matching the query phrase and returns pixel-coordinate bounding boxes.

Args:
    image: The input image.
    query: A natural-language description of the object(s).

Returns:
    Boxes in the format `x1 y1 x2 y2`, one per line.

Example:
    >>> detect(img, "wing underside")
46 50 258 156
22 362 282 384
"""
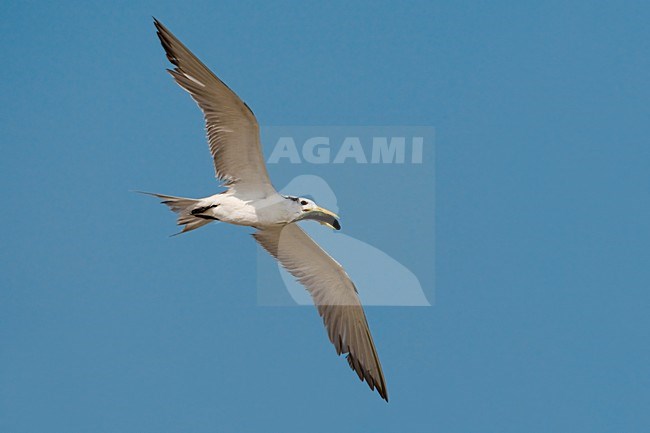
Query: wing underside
253 223 388 401
155 19 276 197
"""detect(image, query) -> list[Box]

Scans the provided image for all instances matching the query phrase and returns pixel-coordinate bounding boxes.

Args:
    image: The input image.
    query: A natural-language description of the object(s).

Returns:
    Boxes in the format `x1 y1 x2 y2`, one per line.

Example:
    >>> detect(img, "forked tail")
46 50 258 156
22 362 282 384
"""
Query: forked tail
138 191 213 235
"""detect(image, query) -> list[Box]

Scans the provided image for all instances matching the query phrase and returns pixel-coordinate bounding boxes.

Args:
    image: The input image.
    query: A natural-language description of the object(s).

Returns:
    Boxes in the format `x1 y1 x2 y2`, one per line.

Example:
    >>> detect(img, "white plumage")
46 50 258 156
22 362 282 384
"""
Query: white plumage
144 19 388 401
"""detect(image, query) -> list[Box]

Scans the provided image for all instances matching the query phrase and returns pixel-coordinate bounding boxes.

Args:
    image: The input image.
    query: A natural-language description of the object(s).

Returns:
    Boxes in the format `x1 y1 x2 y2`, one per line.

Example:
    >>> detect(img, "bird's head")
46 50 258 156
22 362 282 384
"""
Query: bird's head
285 196 341 230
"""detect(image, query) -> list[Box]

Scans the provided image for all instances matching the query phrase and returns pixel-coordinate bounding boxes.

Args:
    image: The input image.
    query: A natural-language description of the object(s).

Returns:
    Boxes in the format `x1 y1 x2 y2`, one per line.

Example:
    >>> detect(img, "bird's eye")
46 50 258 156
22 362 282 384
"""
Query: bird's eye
300 200 308 206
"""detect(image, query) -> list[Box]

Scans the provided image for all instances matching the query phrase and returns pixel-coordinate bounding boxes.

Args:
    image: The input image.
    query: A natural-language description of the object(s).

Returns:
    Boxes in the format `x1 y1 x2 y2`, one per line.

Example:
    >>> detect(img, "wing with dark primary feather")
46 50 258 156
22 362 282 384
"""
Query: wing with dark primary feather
253 223 388 401
154 19 276 197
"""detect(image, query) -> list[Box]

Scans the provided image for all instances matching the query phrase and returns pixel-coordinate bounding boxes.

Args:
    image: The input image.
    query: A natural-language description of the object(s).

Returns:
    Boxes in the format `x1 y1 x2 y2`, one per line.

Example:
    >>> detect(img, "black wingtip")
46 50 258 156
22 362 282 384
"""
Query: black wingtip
345 352 388 402
153 17 162 32
153 22 180 67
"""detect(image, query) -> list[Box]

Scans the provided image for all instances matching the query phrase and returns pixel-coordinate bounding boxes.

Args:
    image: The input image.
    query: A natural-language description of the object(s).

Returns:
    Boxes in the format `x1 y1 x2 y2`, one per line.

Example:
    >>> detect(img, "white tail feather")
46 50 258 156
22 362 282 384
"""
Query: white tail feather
138 191 212 235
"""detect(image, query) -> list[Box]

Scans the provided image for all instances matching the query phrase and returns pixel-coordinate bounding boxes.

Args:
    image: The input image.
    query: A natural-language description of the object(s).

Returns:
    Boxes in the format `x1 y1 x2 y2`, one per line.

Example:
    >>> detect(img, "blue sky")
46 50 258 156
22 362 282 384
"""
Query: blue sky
2 1 649 432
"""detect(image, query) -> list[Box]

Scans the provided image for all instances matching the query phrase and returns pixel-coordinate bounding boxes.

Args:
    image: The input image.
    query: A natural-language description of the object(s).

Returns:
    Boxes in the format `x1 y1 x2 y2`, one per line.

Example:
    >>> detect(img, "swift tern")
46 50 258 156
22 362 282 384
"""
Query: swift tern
144 19 388 401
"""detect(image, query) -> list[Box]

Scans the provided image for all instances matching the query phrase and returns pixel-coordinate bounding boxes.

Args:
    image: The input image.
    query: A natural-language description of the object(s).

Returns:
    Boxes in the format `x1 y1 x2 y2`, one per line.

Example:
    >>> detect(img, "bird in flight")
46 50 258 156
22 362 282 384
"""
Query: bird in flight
144 18 388 401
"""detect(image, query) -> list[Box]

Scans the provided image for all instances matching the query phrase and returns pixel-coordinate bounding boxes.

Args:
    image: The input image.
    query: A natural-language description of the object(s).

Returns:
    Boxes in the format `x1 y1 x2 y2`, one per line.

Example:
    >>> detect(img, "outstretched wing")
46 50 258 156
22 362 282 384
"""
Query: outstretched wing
155 19 275 197
253 224 388 401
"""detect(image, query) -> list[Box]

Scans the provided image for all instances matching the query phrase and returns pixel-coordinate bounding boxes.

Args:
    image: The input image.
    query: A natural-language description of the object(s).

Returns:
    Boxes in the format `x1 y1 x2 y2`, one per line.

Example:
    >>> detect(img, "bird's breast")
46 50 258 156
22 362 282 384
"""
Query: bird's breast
211 195 291 227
